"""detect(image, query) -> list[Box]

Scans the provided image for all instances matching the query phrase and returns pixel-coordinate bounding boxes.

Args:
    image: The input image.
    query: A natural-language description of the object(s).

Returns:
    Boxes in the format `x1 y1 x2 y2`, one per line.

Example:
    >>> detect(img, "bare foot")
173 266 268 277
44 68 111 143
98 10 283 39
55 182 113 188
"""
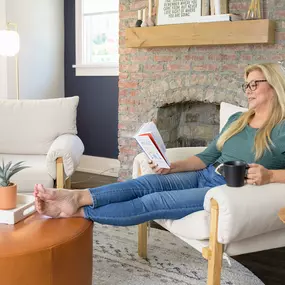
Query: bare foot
72 207 85 218
35 194 65 218
34 184 82 218
35 195 85 218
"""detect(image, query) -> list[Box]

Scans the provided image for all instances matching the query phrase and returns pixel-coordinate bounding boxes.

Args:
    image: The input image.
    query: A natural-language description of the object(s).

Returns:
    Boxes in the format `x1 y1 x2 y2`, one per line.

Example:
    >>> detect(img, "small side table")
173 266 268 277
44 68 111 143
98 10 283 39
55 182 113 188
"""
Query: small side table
0 213 93 285
278 208 285 223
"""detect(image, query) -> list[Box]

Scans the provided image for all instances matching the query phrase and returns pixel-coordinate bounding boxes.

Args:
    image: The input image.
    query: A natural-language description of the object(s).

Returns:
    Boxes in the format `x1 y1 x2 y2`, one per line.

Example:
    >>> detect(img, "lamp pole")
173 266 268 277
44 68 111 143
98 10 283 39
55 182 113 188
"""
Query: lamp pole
7 22 19 100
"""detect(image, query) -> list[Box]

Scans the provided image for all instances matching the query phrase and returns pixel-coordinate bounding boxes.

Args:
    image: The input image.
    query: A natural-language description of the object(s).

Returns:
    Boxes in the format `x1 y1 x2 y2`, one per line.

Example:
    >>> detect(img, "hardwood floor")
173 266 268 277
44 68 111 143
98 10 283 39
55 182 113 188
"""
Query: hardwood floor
234 249 285 285
71 171 285 285
71 171 117 189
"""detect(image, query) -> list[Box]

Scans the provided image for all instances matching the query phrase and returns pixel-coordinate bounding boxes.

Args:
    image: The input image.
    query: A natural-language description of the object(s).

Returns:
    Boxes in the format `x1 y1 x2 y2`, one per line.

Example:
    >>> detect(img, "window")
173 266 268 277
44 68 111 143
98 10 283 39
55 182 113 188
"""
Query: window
74 0 119 76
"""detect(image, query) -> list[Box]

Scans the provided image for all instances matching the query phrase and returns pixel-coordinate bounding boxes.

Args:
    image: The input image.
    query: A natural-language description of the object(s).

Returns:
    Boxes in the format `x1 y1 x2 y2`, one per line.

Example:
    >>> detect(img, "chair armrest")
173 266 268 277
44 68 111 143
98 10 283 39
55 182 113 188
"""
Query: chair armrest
132 147 206 178
204 183 285 244
46 134 84 179
132 152 154 178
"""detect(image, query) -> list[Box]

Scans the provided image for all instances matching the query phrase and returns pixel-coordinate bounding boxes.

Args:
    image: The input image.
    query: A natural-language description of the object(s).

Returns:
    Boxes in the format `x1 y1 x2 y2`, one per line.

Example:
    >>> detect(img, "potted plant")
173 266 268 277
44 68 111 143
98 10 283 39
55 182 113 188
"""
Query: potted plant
0 161 29 210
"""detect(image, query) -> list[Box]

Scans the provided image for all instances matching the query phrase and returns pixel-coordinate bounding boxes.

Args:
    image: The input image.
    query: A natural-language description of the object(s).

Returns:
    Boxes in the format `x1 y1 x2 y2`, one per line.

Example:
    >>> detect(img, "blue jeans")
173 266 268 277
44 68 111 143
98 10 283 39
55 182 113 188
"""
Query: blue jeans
83 165 226 226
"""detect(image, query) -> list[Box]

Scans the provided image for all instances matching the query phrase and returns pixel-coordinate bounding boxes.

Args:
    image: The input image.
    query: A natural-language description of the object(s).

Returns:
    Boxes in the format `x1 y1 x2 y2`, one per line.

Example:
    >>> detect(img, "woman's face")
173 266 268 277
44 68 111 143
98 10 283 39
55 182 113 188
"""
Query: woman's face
245 70 274 111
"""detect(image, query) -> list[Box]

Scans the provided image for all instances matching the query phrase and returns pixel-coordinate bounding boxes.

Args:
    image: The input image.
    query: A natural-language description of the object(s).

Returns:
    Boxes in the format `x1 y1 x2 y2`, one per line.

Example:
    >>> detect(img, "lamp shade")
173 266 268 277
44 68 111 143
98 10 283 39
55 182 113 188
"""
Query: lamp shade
0 30 20 57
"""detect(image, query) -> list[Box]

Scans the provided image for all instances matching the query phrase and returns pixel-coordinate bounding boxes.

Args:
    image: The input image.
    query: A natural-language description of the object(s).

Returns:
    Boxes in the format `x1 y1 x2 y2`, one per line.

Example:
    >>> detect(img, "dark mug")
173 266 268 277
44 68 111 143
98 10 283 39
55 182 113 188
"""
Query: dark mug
216 160 249 187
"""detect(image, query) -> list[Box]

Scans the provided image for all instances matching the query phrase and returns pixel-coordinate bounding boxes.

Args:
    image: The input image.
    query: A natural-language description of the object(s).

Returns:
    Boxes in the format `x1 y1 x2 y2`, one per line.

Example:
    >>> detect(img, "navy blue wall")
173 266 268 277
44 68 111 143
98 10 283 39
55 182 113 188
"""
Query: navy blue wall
64 0 118 159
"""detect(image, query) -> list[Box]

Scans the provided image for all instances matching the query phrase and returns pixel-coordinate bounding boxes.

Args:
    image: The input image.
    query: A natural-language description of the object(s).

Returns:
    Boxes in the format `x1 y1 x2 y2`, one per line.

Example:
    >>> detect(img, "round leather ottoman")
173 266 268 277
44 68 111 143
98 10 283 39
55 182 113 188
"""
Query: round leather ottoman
0 213 93 285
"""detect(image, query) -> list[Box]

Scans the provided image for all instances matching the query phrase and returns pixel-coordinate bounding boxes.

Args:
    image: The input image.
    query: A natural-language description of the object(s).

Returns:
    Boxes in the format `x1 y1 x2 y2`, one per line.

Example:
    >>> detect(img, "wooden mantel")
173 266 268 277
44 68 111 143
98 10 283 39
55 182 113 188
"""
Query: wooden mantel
125 19 275 48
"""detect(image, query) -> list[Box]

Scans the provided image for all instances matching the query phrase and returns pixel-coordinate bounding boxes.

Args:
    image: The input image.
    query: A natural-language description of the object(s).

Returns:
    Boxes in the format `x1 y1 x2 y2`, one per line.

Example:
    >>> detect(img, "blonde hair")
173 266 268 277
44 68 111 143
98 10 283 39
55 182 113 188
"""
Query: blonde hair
217 63 285 160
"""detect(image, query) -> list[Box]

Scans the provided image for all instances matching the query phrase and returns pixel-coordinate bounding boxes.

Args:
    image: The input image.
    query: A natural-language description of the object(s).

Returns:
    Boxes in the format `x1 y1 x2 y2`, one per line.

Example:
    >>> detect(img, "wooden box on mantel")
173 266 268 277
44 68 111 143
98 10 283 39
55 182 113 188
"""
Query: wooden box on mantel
125 19 275 48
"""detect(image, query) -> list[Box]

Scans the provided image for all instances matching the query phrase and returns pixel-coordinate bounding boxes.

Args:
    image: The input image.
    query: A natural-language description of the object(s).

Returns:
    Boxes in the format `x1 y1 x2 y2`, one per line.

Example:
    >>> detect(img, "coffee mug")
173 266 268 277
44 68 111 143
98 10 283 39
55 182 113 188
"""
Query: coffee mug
216 160 249 187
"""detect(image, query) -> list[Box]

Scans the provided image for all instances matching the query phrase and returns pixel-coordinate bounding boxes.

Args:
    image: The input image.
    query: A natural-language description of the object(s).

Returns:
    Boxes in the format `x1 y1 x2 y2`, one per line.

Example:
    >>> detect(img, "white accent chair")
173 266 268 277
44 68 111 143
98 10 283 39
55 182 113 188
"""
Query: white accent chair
133 102 285 285
0 96 84 192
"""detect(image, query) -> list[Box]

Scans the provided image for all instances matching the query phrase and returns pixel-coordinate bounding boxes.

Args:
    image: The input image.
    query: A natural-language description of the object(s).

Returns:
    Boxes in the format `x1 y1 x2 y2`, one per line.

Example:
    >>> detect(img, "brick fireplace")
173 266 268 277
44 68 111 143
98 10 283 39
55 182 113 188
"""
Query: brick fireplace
118 0 285 181
157 102 220 148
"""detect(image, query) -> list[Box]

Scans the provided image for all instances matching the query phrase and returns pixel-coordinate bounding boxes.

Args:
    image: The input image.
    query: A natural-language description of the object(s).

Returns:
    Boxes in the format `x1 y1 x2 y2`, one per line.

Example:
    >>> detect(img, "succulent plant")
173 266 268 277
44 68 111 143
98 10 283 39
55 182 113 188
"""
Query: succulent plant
0 160 30 187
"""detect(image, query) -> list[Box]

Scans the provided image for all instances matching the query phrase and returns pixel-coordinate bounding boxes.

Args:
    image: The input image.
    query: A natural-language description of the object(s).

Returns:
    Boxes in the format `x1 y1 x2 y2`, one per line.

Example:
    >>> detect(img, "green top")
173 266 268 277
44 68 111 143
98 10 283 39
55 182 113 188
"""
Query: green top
196 112 285 170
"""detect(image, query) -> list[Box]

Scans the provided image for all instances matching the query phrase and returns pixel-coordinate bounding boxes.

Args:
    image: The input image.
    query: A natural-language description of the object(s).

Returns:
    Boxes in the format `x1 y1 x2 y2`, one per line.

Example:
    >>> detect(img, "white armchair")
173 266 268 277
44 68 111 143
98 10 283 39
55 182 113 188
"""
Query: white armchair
0 96 84 192
132 102 285 285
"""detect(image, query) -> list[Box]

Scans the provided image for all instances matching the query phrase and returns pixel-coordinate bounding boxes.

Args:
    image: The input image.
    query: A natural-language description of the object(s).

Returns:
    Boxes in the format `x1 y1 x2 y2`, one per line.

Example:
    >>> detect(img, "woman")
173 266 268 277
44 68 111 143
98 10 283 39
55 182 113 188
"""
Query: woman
35 62 285 225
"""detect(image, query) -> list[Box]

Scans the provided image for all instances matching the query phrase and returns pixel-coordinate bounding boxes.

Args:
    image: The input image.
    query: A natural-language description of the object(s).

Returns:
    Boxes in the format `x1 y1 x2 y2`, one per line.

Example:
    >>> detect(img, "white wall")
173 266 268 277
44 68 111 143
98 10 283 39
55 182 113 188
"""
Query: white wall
5 0 64 99
0 0 8 98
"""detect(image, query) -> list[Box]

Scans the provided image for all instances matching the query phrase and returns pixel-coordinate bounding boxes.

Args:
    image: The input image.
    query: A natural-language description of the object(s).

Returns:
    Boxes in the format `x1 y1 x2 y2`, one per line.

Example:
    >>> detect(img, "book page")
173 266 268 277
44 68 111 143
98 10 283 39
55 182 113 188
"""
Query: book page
137 122 167 154
135 135 170 169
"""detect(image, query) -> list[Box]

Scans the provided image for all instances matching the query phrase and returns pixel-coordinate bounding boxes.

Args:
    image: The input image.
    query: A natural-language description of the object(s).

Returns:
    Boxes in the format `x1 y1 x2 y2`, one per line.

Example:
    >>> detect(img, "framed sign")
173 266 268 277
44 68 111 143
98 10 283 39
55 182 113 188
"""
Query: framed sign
156 0 202 25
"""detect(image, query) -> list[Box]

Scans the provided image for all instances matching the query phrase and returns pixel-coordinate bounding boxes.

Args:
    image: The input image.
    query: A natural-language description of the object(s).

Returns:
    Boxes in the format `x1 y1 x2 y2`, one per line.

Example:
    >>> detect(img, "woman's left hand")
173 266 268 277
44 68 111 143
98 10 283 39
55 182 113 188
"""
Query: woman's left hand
246 163 272 185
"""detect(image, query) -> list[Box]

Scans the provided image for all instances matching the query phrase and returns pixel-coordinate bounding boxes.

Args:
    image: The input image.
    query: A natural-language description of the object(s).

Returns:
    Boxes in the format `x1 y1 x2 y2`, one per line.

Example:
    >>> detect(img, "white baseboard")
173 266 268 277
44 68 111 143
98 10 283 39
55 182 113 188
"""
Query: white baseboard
77 155 120 177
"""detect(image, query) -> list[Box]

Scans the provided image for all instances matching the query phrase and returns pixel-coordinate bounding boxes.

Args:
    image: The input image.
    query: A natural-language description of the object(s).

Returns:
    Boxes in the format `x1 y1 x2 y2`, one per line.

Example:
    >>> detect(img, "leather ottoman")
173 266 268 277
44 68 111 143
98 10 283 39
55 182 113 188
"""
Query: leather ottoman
0 213 93 285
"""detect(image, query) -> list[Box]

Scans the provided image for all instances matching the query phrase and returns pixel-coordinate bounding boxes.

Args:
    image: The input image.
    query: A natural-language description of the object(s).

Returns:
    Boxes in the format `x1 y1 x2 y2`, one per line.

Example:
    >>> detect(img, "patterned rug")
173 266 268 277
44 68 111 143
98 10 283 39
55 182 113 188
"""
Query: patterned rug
92 223 264 285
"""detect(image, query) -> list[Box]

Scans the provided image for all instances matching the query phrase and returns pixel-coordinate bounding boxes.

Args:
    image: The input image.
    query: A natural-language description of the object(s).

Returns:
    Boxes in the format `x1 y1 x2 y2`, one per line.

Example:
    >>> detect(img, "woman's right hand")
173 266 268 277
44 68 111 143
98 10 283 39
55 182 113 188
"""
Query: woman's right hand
148 160 172 175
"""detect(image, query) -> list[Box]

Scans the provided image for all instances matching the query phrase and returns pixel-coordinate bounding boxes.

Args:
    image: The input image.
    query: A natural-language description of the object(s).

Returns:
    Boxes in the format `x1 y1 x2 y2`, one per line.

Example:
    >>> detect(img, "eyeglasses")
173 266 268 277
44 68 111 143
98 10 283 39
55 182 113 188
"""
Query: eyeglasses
242 80 267 93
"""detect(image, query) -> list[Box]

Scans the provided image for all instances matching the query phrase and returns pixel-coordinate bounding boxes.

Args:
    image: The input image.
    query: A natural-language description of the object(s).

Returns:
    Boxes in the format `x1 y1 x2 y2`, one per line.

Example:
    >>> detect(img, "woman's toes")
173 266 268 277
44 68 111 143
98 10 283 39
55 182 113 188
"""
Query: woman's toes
37 184 56 200
35 197 42 213
34 184 39 197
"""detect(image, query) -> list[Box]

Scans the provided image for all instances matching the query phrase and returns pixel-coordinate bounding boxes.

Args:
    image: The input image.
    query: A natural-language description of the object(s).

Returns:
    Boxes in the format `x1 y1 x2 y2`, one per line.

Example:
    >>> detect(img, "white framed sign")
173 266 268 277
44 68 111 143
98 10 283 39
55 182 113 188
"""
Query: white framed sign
156 0 202 25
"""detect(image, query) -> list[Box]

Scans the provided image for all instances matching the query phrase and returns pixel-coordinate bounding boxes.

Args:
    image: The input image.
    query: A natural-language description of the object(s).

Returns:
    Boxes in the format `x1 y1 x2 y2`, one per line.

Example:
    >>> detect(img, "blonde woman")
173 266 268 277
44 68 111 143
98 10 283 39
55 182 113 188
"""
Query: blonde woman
34 63 285 225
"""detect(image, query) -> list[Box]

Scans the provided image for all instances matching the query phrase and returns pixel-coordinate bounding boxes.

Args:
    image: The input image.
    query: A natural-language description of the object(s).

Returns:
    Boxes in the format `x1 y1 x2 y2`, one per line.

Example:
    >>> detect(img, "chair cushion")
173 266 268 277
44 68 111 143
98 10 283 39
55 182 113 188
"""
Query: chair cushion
156 210 210 240
172 228 285 257
0 96 79 154
219 102 248 132
0 154 54 193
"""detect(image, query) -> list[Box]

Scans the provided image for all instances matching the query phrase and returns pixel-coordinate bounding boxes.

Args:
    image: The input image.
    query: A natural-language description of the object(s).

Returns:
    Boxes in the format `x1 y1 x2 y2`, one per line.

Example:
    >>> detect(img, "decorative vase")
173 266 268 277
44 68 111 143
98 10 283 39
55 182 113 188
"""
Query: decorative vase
246 0 263 20
141 8 148 27
0 183 17 210
136 9 143 27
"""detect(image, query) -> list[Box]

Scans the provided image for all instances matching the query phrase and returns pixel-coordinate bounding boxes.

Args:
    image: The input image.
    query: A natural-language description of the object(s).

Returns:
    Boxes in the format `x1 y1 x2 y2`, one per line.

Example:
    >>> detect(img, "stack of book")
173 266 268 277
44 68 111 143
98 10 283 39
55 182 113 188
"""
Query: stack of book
184 13 242 23
201 0 242 22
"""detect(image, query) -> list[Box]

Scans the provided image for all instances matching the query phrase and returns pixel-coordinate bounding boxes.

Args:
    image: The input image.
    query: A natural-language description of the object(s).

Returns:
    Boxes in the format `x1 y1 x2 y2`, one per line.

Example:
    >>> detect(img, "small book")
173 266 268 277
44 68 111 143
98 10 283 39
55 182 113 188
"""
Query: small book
134 122 170 169
195 13 242 22
210 0 228 15
210 0 215 15
202 0 210 16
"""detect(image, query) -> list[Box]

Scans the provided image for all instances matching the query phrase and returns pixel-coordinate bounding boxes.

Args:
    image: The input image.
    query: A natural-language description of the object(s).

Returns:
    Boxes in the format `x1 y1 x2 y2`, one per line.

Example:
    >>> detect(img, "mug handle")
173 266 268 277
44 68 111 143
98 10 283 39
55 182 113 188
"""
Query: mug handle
215 163 224 176
245 164 250 178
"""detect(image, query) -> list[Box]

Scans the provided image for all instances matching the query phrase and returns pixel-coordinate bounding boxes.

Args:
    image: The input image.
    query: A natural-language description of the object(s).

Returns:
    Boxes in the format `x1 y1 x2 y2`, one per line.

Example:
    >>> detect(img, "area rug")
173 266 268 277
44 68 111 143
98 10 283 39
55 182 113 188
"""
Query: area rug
93 223 264 285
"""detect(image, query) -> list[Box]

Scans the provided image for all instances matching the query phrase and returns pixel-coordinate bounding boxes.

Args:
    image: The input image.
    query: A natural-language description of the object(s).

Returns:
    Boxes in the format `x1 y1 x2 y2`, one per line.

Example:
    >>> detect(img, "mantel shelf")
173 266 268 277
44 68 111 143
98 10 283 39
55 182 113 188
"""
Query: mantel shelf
125 19 275 48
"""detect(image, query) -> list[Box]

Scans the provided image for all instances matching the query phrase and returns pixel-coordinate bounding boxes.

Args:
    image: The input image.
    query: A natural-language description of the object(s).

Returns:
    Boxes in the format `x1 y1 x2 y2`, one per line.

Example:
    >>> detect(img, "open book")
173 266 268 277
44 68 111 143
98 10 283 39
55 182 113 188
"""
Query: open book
133 122 170 169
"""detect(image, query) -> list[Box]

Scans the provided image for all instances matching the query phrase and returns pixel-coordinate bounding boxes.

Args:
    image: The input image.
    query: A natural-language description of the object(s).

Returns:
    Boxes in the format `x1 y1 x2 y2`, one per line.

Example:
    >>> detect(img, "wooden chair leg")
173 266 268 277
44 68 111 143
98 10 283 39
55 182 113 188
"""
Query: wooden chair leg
138 223 148 259
65 177 71 189
202 199 223 285
137 167 148 259
56 157 64 189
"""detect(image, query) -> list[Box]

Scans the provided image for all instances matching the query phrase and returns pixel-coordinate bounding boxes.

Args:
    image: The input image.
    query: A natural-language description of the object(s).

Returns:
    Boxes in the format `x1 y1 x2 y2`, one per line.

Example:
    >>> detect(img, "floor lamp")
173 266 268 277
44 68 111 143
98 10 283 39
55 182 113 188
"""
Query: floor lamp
0 22 20 100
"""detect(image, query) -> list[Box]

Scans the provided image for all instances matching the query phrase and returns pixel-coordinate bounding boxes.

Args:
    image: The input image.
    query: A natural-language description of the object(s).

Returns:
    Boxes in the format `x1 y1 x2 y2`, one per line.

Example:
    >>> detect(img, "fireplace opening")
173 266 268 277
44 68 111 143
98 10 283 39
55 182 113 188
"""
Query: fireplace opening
156 102 220 148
